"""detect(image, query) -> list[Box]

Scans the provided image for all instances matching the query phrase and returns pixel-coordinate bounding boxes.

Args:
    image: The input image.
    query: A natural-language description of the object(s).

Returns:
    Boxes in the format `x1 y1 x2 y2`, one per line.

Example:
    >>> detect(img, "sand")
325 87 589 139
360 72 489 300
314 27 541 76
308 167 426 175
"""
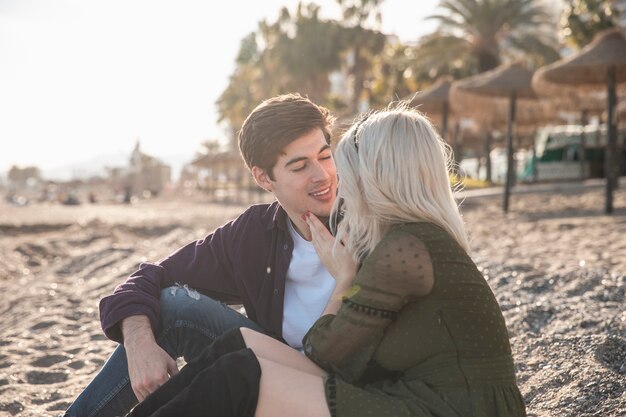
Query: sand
0 184 624 416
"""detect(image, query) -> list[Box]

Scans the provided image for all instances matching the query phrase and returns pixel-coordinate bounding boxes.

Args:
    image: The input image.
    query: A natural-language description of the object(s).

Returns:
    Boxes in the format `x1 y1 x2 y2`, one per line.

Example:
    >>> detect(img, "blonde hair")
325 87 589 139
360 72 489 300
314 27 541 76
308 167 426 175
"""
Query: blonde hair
332 103 469 261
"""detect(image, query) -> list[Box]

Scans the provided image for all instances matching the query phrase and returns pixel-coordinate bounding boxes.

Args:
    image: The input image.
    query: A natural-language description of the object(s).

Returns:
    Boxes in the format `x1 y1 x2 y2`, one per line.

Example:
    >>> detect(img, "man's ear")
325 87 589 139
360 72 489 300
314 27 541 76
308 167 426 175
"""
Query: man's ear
251 166 273 192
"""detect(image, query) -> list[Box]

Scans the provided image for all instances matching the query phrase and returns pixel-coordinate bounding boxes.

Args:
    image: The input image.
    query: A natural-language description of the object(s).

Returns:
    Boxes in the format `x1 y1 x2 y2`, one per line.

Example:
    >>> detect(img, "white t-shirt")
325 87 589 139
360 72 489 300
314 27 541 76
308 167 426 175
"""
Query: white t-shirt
282 219 336 350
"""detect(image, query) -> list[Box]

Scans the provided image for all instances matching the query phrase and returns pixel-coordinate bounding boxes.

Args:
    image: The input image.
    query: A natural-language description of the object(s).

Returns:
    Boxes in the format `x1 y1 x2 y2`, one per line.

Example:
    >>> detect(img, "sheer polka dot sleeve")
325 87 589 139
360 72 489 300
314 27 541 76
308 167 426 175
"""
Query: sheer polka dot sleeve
303 228 434 382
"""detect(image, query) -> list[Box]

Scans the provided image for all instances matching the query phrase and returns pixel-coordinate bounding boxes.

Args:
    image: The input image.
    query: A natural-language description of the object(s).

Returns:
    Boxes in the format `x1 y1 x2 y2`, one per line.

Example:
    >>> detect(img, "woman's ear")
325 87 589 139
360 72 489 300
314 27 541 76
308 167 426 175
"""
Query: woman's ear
251 166 272 192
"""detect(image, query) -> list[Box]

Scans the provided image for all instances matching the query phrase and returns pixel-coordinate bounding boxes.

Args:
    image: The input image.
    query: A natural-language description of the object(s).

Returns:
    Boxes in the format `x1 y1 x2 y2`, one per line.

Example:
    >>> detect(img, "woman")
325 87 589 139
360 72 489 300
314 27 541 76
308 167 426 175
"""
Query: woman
129 104 526 417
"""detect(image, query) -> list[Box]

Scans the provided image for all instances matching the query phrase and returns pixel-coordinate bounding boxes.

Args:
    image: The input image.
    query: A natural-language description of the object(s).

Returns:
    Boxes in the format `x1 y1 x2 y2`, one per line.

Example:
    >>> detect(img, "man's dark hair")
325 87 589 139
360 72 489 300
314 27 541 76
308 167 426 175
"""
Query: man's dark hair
238 93 335 180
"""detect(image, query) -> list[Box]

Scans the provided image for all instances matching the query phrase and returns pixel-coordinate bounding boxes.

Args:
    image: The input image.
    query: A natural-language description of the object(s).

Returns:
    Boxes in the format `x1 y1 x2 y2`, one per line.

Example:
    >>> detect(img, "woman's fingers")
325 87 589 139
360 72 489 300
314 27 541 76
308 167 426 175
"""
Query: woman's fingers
304 212 334 258
303 211 357 284
305 212 332 241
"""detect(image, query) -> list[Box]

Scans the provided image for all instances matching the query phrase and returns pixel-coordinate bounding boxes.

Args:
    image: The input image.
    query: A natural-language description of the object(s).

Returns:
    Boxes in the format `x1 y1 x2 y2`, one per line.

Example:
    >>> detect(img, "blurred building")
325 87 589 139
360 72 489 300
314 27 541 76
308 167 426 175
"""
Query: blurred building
617 0 626 27
126 141 171 197
6 166 42 192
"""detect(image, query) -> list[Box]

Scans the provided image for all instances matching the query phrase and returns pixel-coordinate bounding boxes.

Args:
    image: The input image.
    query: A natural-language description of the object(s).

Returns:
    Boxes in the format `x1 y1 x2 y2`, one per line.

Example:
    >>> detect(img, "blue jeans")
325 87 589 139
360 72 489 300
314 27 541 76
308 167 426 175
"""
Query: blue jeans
63 286 264 417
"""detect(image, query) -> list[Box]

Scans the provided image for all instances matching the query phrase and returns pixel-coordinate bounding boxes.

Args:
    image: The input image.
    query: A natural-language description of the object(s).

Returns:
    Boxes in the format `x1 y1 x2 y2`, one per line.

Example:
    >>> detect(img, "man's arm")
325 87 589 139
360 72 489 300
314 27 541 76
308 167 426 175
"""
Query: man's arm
99 218 245 343
121 315 179 401
98 205 269 400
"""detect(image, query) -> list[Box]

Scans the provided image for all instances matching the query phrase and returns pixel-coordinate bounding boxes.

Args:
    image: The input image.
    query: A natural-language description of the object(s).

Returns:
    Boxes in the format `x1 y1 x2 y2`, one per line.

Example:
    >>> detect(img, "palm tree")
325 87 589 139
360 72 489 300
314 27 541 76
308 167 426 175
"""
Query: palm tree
217 5 345 136
415 0 560 79
368 42 419 108
336 0 387 113
269 3 345 104
560 0 622 49
217 1 391 132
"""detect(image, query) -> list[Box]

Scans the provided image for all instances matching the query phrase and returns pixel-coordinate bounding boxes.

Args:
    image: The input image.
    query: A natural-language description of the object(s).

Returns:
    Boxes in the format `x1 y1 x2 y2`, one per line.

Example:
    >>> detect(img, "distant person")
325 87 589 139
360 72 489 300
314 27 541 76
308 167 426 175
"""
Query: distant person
63 93 340 417
123 186 132 204
62 193 81 206
127 104 526 417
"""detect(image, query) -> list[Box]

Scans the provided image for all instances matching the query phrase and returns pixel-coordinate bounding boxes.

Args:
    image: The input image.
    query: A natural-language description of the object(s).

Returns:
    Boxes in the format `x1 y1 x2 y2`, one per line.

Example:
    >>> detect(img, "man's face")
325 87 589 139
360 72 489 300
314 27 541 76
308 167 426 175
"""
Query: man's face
253 128 337 225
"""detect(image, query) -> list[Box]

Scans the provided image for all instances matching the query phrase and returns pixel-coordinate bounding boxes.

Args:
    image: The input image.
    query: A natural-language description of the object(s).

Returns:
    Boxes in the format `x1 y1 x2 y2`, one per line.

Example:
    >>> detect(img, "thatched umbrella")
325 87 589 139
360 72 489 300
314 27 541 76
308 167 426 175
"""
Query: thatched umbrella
451 85 557 128
409 77 453 141
531 76 609 115
452 61 536 212
533 28 626 214
408 77 470 170
451 80 558 185
450 72 503 184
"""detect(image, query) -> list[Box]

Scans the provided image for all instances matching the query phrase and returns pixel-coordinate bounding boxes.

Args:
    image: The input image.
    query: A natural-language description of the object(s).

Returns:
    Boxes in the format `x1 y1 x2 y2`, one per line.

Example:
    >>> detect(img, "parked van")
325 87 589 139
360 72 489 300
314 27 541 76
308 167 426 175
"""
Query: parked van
519 125 625 182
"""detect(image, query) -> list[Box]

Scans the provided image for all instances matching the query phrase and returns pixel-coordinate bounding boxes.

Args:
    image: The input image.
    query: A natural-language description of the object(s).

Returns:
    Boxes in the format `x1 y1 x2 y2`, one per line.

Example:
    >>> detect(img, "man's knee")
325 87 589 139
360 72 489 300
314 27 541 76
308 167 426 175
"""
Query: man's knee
158 285 263 342
160 285 209 325
161 284 202 303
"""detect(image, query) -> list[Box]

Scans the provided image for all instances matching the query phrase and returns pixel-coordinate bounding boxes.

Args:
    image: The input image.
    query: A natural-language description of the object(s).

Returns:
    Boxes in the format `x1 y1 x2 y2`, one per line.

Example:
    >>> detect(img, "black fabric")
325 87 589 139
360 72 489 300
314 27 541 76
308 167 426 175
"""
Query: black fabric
127 328 252 417
358 361 402 386
152 349 260 417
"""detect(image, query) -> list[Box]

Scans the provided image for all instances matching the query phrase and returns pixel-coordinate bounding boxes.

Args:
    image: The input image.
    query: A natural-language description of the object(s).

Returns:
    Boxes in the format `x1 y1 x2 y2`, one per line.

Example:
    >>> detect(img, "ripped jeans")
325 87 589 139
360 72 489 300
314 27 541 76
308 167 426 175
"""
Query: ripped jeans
62 286 264 417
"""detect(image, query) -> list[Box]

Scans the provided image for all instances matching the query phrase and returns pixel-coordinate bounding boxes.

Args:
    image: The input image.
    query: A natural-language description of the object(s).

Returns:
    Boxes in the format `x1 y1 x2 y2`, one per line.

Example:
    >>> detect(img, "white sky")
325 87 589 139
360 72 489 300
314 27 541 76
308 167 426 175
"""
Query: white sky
0 0 439 178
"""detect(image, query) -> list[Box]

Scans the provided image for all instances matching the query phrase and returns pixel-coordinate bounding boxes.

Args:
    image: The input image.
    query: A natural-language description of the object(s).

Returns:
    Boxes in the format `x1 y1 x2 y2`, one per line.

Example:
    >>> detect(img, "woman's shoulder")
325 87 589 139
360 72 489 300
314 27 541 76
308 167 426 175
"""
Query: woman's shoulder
364 224 436 297
370 223 436 260
388 222 462 254
392 221 449 239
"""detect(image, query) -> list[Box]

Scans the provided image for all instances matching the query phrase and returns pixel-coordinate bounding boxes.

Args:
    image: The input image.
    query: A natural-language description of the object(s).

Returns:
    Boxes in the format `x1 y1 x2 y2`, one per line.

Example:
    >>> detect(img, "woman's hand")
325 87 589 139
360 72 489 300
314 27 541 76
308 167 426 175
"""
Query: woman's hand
304 211 357 289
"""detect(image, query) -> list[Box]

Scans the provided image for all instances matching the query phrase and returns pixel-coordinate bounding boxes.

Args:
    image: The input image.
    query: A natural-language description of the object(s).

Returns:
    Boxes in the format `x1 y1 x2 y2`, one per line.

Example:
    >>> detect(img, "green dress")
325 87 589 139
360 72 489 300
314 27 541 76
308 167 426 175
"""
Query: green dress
302 222 526 417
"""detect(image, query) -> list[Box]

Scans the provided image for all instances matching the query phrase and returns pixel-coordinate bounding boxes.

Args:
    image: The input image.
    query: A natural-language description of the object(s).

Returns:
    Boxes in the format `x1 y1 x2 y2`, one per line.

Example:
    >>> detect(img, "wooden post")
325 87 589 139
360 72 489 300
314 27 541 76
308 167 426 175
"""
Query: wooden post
580 110 587 180
531 136 538 183
605 66 616 214
484 131 492 184
503 91 517 212
441 101 449 143
452 122 462 174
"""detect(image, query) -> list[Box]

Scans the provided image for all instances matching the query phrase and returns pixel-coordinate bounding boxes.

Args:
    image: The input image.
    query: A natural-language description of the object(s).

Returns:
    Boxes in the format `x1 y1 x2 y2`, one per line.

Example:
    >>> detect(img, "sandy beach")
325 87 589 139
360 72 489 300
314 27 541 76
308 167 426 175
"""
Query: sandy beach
0 183 624 417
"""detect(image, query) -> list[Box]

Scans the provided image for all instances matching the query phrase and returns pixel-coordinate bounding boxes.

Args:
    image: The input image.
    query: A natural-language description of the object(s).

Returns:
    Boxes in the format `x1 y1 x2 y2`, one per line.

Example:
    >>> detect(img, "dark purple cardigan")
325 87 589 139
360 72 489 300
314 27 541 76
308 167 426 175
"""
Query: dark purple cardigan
99 202 294 343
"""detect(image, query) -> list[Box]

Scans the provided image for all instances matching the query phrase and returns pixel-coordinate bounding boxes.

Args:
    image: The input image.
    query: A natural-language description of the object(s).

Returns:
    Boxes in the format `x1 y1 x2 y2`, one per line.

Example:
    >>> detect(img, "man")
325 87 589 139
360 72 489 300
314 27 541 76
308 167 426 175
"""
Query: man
64 94 339 416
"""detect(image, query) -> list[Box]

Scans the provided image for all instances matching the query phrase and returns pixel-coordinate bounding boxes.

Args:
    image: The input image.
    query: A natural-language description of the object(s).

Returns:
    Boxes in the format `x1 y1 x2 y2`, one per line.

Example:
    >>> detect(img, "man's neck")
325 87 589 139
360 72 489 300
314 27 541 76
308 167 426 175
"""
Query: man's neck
288 216 311 241
287 214 329 241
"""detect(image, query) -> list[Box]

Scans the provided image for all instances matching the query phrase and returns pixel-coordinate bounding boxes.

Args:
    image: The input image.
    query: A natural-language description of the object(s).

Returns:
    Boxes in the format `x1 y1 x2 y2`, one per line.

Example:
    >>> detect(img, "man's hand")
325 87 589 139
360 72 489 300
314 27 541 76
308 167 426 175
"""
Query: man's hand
122 315 179 401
